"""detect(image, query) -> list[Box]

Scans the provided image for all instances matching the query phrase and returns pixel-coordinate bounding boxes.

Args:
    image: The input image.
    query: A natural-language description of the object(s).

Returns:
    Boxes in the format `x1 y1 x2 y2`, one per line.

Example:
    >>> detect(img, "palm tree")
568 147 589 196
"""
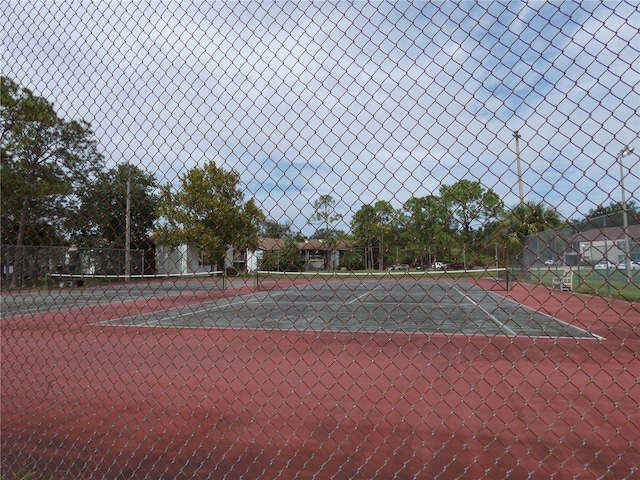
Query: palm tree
501 201 563 278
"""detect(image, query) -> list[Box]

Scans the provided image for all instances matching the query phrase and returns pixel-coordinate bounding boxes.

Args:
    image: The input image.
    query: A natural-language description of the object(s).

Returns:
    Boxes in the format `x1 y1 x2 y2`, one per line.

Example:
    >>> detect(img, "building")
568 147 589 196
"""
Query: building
567 225 640 265
246 238 353 272
155 243 226 276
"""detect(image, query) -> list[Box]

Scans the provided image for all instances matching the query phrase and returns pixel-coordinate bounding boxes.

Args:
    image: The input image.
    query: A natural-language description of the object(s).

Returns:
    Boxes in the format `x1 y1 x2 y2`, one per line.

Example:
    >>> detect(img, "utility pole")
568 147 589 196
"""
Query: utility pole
513 130 524 204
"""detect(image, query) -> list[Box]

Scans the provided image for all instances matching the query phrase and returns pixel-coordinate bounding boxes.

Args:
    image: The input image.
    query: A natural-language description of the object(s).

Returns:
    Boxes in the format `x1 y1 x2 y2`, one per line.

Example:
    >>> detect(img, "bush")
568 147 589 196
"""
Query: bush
340 249 365 270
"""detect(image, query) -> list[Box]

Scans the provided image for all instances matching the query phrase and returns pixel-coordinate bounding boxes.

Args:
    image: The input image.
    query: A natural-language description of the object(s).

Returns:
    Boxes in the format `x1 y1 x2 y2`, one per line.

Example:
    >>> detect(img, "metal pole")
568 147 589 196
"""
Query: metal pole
604 237 611 296
125 167 131 280
513 131 524 204
618 146 634 283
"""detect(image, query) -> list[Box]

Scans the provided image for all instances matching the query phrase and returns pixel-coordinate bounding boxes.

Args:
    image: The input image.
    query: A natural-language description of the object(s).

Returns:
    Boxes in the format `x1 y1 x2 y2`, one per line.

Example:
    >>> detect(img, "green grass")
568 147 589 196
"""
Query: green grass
0 467 70 480
576 270 640 301
515 267 640 302
0 469 38 480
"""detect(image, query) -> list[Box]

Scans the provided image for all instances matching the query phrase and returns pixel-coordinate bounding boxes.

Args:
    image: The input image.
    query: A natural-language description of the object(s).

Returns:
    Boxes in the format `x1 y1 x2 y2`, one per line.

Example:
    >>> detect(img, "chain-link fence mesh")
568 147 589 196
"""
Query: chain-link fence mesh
2 1 639 478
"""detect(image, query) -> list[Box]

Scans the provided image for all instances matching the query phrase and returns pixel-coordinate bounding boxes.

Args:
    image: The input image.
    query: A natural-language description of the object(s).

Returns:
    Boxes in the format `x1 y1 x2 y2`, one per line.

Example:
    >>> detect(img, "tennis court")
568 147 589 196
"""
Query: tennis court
2 272 638 479
94 275 598 340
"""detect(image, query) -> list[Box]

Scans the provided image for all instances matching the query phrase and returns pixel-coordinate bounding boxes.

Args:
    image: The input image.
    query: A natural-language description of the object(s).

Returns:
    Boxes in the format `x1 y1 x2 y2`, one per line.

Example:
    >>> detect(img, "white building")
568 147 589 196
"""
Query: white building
155 244 230 276
568 225 640 264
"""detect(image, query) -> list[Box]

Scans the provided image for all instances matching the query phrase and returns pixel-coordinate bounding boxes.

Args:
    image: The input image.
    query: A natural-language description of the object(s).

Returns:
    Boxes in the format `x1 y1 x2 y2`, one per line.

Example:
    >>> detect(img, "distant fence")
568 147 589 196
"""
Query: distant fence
1 245 146 288
521 221 639 271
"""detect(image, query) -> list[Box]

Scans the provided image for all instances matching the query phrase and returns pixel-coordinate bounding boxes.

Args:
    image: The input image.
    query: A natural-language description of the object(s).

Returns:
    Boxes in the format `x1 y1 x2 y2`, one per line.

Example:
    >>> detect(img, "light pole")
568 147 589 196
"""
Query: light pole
618 145 635 283
513 131 524 204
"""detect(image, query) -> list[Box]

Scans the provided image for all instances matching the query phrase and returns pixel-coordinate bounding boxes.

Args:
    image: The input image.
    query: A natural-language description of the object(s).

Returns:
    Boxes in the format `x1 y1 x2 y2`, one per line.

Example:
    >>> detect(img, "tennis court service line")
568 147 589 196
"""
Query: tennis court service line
448 282 517 336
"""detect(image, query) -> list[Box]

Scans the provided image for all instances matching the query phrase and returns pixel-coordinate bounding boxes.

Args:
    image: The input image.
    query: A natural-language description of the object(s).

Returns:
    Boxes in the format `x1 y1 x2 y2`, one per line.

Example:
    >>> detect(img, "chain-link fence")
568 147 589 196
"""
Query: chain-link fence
0 245 151 288
518 212 640 296
2 1 639 479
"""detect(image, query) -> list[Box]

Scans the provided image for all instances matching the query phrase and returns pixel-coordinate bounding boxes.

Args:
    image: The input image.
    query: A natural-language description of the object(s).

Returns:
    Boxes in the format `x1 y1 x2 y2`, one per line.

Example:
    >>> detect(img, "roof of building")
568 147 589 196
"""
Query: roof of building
257 238 353 251
569 224 640 243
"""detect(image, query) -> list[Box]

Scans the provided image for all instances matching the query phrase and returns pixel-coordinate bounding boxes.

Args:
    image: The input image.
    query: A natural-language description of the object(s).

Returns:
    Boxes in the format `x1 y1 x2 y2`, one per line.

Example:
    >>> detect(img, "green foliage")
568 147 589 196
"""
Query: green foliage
259 237 304 271
439 179 505 244
70 163 159 248
258 249 279 271
0 467 38 479
500 200 563 251
340 248 365 270
260 218 294 238
312 195 342 237
351 180 506 268
279 237 305 271
1 76 104 288
403 195 449 260
1 76 104 247
499 200 564 275
573 200 639 230
350 201 399 269
155 160 265 267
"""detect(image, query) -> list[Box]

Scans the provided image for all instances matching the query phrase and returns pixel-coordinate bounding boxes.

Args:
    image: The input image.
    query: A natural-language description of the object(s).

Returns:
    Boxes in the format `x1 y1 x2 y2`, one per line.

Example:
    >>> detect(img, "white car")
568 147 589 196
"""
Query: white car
594 261 615 270
617 260 639 270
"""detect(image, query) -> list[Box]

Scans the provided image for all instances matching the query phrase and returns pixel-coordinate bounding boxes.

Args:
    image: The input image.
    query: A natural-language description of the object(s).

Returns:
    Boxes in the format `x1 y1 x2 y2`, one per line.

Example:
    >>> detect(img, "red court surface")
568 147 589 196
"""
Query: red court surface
2 279 639 479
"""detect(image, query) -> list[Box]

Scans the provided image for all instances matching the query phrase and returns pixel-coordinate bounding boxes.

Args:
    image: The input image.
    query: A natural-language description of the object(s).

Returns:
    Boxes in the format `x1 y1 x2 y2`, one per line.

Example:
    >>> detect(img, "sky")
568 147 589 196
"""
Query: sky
2 0 639 236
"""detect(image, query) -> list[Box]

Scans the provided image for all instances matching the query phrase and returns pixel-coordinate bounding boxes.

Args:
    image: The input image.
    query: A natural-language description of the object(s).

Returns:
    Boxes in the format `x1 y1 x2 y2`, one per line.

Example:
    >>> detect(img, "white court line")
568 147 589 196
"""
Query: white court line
506 295 605 341
347 286 380 304
448 281 602 340
448 283 517 336
94 284 603 340
93 290 287 326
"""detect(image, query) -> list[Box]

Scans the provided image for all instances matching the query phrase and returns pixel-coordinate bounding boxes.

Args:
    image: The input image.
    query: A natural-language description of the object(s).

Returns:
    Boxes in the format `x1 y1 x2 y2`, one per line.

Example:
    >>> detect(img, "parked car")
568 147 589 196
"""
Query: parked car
431 262 448 270
544 259 554 266
616 260 639 270
388 264 409 271
594 261 616 270
448 262 466 270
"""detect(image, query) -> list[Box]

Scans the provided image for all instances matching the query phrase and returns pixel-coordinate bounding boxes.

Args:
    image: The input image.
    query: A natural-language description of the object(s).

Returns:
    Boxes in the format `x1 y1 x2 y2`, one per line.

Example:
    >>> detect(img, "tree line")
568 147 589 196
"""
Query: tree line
2 77 636 284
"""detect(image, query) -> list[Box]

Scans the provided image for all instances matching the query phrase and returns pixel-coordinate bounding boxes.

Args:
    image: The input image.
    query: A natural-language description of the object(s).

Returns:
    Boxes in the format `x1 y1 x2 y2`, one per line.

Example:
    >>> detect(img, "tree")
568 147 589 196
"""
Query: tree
154 160 265 268
312 195 342 237
403 195 450 265
1 77 104 287
339 248 365 270
439 180 504 242
574 201 639 230
351 201 397 270
351 204 377 270
372 200 396 269
500 200 563 276
311 195 344 270
70 163 159 248
435 180 505 264
259 237 303 272
259 218 296 239
312 227 346 239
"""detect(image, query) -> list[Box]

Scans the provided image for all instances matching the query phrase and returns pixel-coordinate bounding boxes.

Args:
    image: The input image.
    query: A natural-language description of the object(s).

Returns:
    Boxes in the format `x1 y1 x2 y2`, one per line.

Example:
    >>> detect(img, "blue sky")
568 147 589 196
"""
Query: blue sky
2 0 638 235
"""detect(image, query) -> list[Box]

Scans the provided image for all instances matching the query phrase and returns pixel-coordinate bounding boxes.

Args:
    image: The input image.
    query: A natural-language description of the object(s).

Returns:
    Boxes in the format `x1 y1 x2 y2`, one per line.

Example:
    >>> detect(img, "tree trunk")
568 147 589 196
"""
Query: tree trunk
10 195 30 288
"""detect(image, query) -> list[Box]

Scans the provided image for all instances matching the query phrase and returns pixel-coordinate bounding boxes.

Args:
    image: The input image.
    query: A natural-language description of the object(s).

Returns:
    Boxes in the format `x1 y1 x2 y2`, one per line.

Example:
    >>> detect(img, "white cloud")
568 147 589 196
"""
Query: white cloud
2 0 638 234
